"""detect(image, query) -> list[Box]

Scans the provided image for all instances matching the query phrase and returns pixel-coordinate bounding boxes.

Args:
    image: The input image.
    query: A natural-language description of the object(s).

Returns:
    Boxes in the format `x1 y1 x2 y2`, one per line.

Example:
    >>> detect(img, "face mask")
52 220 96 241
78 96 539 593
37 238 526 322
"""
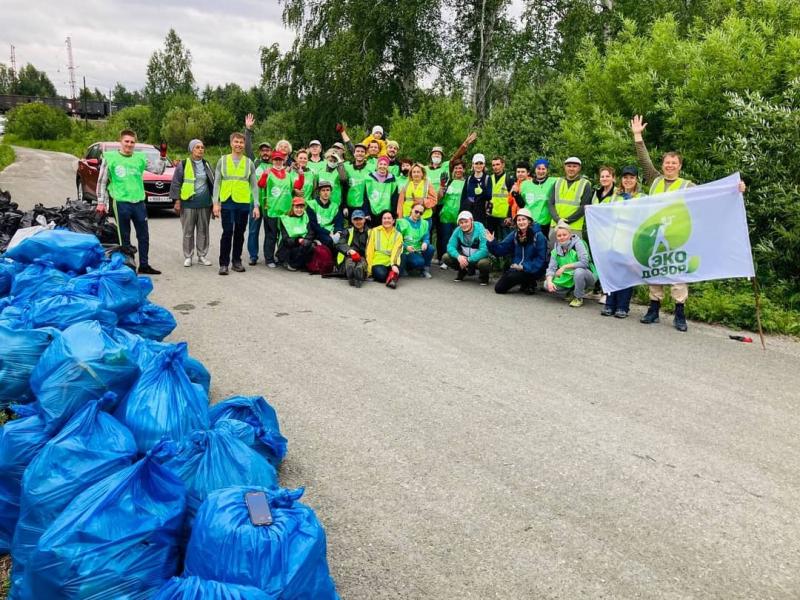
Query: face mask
431 155 442 166
327 160 337 168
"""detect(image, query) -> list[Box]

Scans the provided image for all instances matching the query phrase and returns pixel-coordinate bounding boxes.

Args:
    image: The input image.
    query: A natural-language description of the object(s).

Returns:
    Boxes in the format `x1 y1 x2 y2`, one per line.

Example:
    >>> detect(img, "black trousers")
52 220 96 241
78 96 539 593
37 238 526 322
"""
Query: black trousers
219 204 250 266
494 269 542 294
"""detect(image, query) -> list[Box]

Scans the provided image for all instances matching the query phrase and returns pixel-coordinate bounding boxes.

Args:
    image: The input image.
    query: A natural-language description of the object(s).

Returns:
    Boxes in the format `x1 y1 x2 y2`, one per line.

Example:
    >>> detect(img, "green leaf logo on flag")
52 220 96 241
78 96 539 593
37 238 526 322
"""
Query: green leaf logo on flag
632 201 693 267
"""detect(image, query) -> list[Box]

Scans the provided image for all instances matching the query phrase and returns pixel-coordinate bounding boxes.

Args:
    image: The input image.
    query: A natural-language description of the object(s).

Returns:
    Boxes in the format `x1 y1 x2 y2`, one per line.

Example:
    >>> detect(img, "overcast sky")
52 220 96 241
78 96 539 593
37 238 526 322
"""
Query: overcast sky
1 0 293 96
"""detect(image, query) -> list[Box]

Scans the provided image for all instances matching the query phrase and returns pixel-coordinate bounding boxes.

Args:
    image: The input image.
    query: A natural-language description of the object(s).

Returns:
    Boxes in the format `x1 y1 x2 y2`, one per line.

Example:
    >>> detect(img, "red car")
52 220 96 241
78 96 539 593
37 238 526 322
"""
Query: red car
76 142 176 208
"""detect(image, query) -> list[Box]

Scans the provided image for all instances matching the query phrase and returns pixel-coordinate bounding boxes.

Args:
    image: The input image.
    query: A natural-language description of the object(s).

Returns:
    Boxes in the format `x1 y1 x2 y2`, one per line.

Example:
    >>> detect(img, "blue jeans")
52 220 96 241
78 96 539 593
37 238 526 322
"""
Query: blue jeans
401 246 434 273
114 201 149 266
606 287 634 312
371 265 397 283
219 203 250 267
247 213 268 262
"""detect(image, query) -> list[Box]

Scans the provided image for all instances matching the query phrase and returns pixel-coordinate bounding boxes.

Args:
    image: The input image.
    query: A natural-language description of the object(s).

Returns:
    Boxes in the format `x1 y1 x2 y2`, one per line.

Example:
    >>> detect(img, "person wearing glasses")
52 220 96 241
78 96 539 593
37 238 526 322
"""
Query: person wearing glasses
397 203 435 278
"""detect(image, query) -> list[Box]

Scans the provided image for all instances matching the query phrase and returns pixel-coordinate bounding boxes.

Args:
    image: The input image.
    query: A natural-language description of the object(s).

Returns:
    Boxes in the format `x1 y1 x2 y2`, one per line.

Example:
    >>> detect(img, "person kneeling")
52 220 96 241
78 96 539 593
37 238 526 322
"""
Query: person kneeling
442 211 492 285
398 203 435 278
366 210 403 289
334 209 370 287
276 195 333 272
544 220 597 307
486 208 547 294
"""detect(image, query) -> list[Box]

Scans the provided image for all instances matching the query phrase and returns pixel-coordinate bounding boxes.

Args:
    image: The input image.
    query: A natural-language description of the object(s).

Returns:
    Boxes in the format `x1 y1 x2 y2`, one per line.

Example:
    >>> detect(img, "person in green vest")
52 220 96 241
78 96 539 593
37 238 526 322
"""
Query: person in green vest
338 128 370 218
333 209 370 287
307 180 343 234
544 220 597 307
96 128 169 275
511 158 555 238
437 159 466 268
396 157 413 190
486 156 515 237
601 165 645 319
256 150 306 267
169 138 214 268
386 140 401 175
212 131 259 275
276 195 332 271
294 148 316 204
364 156 399 223
316 148 348 213
546 156 593 244
397 202 435 278
247 142 273 265
306 140 326 175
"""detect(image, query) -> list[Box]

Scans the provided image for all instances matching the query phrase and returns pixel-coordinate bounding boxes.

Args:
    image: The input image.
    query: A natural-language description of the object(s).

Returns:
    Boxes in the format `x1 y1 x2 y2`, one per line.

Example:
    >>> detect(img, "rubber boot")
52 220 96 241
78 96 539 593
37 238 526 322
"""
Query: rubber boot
673 302 688 332
640 300 660 324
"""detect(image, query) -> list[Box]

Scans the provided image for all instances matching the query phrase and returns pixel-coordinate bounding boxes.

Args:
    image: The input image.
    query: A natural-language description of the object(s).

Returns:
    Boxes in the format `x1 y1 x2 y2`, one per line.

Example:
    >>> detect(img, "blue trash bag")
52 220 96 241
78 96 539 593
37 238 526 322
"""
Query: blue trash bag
162 425 278 520
0 325 58 408
184 486 340 599
30 320 141 434
0 404 50 554
153 576 270 600
67 253 144 315
114 342 209 454
0 258 21 297
20 440 187 600
1 290 118 330
208 396 287 467
10 260 72 303
118 301 177 341
4 229 104 273
9 393 138 590
138 275 154 299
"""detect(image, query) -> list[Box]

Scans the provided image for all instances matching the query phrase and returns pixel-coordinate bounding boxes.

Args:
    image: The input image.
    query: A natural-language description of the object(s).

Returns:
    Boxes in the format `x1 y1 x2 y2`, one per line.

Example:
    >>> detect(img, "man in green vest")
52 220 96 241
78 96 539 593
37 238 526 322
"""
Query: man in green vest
339 130 370 219
169 138 214 267
386 140 401 176
212 131 259 275
546 156 593 244
512 158 555 239
307 140 326 174
631 114 746 332
397 202 435 278
96 128 169 275
307 180 342 234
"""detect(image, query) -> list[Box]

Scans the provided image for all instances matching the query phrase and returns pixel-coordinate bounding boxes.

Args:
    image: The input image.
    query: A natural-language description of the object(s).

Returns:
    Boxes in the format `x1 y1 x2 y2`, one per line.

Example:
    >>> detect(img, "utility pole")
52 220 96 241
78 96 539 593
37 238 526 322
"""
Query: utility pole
83 76 88 128
66 37 78 113
9 44 17 93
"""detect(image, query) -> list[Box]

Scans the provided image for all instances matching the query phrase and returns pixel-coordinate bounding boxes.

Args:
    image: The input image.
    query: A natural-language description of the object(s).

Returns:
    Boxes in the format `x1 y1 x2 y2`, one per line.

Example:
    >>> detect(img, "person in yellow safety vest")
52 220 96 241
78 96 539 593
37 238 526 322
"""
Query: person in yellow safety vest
546 156 593 244
397 163 438 221
365 210 404 289
212 131 259 275
485 156 515 237
631 114 747 332
169 138 214 268
544 220 597 307
333 209 370 287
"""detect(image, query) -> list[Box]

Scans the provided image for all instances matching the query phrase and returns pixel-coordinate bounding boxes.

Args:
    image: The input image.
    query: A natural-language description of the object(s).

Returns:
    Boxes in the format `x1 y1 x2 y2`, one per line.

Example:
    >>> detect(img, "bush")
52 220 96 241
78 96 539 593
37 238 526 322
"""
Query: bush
106 106 154 142
388 95 475 162
0 144 14 171
161 104 214 149
5 103 71 140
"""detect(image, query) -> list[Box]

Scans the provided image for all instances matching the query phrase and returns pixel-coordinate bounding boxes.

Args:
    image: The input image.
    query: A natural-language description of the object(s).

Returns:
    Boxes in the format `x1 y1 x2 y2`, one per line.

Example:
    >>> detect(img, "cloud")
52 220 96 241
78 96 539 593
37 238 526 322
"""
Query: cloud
1 0 294 96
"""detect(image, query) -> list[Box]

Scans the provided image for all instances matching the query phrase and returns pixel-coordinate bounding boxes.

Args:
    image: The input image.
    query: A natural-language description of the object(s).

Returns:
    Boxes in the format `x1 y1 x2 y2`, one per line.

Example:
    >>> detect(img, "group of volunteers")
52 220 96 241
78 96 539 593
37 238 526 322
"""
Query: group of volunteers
96 114 746 333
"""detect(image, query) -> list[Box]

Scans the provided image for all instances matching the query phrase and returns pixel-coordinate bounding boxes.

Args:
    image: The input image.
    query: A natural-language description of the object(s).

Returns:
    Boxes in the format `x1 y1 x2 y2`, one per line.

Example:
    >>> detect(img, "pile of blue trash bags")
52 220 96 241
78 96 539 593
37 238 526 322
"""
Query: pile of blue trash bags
0 229 339 599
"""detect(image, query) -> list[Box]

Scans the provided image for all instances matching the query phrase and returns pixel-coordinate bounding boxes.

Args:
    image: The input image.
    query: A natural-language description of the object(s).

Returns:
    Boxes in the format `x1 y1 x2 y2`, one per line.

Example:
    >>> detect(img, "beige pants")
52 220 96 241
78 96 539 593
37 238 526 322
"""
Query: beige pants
649 283 688 303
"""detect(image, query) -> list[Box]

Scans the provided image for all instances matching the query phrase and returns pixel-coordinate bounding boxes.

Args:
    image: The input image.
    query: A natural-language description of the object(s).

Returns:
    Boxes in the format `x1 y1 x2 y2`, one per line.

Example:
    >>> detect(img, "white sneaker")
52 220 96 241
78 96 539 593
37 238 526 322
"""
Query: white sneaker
598 294 607 304
439 263 448 270
198 256 212 266
183 257 192 267
267 262 277 269
423 269 432 279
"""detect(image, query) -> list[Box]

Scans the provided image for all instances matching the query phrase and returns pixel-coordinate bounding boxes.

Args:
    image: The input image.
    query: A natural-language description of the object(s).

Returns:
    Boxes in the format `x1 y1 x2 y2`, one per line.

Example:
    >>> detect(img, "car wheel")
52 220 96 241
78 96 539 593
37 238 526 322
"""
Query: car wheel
76 178 84 201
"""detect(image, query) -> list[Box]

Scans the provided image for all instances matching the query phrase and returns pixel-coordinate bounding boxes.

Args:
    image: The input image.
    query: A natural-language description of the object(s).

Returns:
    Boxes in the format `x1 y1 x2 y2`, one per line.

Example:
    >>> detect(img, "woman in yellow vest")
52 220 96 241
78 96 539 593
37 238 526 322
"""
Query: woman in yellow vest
396 163 437 221
169 138 214 267
366 210 404 289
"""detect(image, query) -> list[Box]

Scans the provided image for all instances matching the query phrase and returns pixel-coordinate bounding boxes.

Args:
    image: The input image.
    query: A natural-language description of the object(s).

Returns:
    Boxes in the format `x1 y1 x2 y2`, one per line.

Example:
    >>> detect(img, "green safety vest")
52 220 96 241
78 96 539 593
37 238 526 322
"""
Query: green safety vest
441 179 464 224
552 177 590 229
300 168 315 204
427 161 450 194
402 180 432 219
265 171 293 217
255 163 269 206
520 178 555 226
489 173 509 219
551 241 597 288
396 174 408 191
649 176 691 195
366 157 378 172
307 198 339 232
389 163 400 177
219 154 252 204
280 211 310 239
307 159 326 175
180 159 196 200
345 163 370 208
317 169 343 207
104 151 148 203
397 217 430 252
365 176 397 215
609 192 644 203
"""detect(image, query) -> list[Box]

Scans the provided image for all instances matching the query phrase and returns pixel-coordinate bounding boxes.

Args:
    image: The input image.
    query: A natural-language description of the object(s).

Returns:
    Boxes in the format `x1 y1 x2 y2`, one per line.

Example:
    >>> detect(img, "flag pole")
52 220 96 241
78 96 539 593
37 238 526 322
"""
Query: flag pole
751 277 766 350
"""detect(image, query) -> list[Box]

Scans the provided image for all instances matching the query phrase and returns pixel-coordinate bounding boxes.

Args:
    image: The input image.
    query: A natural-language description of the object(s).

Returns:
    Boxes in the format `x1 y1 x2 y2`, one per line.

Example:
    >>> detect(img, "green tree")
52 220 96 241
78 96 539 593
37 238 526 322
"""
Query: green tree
15 64 57 97
111 83 145 106
388 95 476 161
145 29 196 101
160 104 215 148
0 64 16 94
106 105 154 141
5 103 70 140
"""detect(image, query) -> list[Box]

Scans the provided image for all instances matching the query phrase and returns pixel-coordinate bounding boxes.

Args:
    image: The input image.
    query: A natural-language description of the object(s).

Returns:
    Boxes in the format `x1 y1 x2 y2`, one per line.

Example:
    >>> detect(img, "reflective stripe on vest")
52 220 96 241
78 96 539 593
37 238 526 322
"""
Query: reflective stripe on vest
552 177 590 227
219 155 252 204
490 174 508 218
180 159 196 200
375 227 401 256
336 227 357 265
649 176 690 195
280 212 309 239
402 180 432 219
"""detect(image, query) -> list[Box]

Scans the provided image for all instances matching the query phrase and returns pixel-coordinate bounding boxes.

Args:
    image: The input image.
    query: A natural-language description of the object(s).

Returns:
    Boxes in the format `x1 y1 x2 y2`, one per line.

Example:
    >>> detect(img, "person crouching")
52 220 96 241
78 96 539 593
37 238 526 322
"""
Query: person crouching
276 194 332 272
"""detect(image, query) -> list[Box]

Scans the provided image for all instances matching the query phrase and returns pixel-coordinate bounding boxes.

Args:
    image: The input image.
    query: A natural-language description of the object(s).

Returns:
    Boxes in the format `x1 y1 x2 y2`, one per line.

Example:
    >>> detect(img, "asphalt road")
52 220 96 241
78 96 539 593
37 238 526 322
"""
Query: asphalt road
3 147 800 599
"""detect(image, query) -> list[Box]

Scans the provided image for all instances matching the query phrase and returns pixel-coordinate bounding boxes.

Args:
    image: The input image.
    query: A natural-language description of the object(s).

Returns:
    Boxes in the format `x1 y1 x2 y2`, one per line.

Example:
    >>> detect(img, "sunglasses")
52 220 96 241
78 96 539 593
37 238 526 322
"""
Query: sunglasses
412 210 423 215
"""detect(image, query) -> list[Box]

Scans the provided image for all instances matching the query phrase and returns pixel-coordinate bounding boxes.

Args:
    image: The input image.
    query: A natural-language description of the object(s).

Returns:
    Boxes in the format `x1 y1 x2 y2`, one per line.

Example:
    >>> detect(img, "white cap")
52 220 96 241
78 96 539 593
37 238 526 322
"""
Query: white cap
472 153 486 164
309 139 321 147
372 125 384 135
564 156 582 165
457 211 473 222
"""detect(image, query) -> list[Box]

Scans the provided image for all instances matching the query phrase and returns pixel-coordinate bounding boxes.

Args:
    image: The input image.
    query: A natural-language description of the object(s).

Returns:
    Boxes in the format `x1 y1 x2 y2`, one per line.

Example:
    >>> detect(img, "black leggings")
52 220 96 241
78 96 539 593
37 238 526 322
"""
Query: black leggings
494 269 541 294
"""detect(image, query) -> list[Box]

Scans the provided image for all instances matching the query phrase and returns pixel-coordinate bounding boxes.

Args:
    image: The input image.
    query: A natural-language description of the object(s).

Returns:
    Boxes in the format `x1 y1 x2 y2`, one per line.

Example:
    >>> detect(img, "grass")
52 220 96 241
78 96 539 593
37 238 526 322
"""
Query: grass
0 144 14 172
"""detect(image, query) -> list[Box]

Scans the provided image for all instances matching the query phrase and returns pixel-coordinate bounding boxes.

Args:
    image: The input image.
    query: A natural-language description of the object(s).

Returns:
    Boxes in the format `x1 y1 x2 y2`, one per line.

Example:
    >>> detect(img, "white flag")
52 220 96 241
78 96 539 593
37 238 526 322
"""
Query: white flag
585 173 755 293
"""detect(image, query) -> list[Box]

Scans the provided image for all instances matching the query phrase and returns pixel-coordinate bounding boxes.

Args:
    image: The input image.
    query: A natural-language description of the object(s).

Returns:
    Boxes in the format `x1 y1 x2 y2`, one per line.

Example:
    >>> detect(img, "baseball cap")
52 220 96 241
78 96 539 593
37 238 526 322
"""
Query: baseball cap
351 209 366 220
258 142 271 150
564 156 582 165
291 197 305 206
472 153 486 164
457 211 473 222
332 142 345 150
271 150 286 160
431 146 444 155
621 165 639 176
317 180 332 190
308 139 321 147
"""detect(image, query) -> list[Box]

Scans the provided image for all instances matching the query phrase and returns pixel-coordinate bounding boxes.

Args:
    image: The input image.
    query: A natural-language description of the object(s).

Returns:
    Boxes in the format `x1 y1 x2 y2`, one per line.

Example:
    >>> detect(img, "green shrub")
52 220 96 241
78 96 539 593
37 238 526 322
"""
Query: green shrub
389 95 475 162
5 103 71 140
105 105 154 142
0 144 14 171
